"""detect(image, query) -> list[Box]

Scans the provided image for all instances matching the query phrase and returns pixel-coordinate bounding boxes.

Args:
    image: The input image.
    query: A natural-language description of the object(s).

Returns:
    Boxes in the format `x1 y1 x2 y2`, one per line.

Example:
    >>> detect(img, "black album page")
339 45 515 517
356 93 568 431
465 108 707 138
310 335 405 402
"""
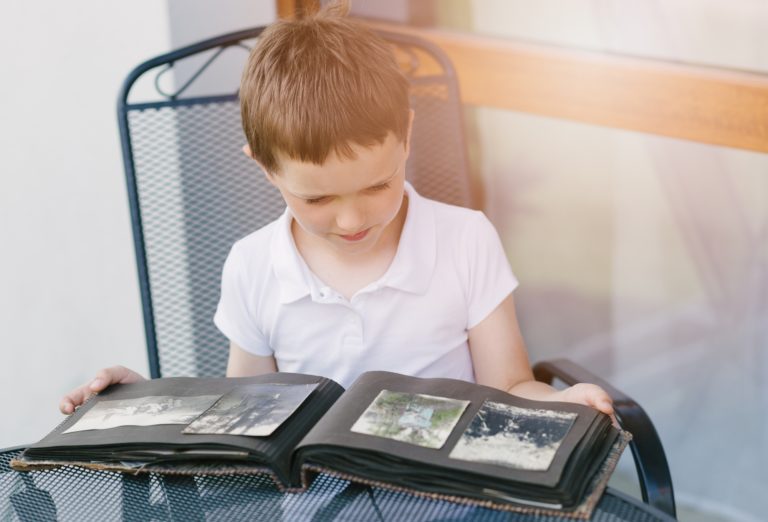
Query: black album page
295 371 605 490
20 373 344 485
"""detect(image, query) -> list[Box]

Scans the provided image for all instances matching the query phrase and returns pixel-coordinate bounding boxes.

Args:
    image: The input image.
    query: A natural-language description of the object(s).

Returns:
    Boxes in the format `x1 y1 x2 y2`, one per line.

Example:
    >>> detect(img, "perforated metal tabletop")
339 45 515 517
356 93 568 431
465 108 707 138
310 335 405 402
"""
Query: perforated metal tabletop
1 448 675 521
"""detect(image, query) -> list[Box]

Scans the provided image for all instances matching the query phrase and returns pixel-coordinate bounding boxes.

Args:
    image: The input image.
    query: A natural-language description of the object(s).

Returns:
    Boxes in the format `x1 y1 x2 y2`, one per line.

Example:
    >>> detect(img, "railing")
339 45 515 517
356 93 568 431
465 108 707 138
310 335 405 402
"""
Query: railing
366 21 768 154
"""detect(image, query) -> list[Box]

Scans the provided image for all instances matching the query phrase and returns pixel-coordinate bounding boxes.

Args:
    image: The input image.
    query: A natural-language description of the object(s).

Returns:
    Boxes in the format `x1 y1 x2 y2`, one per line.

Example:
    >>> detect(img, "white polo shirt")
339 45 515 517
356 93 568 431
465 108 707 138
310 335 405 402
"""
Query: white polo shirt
214 182 518 388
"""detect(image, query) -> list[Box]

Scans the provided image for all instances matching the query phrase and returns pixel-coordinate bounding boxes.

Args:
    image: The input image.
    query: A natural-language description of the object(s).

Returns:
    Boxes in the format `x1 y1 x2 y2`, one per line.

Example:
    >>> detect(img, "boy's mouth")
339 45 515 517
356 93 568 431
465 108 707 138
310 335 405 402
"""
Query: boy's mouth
339 228 370 242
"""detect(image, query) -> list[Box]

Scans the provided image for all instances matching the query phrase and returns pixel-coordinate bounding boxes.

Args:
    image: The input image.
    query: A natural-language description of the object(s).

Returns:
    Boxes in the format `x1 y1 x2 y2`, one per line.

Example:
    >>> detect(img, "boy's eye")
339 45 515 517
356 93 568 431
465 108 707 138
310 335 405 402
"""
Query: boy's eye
303 182 390 205
368 182 391 192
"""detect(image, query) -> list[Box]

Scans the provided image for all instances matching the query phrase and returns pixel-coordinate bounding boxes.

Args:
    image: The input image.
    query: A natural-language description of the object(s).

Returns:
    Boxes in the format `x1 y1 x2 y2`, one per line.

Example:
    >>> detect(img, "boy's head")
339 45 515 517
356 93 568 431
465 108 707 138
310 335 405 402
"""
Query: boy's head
239 1 411 175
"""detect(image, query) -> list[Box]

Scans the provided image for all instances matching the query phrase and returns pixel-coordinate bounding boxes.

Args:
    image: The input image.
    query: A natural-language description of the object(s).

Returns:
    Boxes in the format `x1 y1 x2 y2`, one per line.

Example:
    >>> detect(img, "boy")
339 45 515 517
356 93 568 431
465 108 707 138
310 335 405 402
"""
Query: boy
61 2 614 418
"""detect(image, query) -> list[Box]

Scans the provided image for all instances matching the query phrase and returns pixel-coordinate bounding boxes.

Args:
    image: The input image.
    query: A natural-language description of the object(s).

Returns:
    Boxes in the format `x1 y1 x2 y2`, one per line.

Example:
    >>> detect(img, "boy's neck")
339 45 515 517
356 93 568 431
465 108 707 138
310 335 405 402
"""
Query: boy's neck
292 195 408 300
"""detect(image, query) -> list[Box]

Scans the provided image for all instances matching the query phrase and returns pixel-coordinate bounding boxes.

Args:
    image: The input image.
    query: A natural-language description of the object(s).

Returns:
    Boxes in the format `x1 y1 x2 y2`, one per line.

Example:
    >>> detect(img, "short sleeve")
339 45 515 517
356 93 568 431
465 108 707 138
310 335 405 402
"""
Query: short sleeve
213 243 273 356
464 211 519 329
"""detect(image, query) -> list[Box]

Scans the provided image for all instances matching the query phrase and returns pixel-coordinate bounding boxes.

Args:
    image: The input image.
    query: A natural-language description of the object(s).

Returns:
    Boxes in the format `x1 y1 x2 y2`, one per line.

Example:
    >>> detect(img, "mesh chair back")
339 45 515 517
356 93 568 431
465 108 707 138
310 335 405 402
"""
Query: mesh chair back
118 27 472 378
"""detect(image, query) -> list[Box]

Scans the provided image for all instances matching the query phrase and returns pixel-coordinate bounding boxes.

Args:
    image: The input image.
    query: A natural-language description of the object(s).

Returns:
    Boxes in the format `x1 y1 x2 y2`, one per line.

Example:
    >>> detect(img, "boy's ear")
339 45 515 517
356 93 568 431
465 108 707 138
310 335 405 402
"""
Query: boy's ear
242 143 277 182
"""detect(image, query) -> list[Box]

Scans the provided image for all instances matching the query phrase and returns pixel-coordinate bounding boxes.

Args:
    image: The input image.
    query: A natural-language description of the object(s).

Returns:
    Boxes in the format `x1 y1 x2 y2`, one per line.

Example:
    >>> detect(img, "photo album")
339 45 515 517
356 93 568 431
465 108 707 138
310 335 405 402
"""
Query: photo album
12 371 631 518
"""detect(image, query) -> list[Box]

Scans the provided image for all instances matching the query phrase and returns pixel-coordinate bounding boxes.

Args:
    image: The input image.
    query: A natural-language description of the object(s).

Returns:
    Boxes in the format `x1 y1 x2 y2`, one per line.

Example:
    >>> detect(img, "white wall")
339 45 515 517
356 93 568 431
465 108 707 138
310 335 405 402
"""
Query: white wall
0 0 275 449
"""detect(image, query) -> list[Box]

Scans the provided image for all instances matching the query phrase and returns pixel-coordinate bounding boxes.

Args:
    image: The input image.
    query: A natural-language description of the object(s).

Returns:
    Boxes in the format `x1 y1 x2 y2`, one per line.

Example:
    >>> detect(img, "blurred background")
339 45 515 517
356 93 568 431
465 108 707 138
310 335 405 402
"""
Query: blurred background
1 1 765 521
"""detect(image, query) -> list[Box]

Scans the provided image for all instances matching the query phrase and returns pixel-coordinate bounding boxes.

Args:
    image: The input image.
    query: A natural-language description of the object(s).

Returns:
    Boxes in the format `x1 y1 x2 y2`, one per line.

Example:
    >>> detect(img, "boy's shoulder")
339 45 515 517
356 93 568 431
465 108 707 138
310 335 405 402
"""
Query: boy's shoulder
404 190 503 269
229 212 286 265
426 196 480 219
417 193 490 237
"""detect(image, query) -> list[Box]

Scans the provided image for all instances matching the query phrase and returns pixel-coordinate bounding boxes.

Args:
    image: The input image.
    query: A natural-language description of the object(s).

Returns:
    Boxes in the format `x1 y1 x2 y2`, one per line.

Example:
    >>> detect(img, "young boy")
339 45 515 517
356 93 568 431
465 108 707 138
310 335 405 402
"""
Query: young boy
61 2 614 418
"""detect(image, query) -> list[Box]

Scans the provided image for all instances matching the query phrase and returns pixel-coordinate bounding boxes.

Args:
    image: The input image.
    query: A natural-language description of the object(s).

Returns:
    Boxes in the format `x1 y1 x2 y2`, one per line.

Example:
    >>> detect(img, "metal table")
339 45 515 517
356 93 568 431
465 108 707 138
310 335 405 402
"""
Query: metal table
1 448 675 521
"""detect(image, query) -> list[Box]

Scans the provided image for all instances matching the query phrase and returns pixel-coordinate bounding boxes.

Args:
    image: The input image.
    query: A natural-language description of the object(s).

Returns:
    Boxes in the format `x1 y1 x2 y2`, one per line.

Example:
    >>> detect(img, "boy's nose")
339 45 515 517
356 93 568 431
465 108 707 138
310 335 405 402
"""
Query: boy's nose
335 202 366 232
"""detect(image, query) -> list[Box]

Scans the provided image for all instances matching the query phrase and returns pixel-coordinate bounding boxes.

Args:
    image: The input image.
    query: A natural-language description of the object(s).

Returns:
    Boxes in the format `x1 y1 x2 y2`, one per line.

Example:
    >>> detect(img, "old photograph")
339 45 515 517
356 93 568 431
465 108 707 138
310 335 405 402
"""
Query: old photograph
183 383 317 437
350 390 469 449
63 395 221 433
449 401 577 471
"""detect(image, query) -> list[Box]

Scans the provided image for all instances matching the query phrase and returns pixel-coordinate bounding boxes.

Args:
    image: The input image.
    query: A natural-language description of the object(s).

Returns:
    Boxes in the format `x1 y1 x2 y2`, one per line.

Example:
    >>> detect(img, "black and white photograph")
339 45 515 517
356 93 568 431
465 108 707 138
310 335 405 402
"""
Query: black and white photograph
350 390 469 449
183 383 317 437
62 395 221 433
449 401 577 471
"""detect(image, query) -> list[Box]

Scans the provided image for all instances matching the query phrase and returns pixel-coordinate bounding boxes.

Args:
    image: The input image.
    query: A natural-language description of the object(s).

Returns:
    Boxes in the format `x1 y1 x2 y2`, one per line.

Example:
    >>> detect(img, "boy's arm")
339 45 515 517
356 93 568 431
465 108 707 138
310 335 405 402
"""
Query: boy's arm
226 341 278 377
468 293 614 416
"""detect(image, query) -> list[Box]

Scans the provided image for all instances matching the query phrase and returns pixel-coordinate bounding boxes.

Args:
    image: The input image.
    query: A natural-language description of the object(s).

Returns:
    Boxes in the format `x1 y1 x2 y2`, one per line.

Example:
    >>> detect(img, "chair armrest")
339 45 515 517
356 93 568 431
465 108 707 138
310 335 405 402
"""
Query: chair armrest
533 358 676 518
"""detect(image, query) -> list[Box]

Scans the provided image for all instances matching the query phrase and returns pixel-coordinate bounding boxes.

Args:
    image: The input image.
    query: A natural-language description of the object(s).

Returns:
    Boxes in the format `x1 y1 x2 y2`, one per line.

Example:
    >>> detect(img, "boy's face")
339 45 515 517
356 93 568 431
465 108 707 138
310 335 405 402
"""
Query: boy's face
261 127 412 257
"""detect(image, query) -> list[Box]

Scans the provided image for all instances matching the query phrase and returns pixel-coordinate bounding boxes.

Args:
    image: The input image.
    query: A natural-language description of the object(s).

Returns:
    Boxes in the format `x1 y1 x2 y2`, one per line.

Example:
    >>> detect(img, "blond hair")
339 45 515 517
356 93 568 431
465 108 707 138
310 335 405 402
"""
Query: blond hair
239 1 410 173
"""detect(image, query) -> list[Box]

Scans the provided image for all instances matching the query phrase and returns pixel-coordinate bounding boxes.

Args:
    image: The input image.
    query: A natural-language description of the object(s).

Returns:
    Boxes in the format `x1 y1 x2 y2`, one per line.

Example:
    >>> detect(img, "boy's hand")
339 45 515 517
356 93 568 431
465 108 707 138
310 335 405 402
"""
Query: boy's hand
554 383 618 426
59 366 145 414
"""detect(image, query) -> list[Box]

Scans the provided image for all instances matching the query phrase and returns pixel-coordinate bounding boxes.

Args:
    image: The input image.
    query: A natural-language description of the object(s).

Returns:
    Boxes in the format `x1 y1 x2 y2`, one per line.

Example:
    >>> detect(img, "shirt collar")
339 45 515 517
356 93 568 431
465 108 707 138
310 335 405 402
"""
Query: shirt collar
270 208 313 304
381 181 436 295
270 181 436 303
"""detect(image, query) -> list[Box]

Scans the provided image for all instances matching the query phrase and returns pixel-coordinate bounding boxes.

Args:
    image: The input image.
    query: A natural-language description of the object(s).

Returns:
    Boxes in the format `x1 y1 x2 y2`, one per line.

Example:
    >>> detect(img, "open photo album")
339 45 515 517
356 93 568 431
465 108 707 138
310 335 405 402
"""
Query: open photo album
13 371 630 518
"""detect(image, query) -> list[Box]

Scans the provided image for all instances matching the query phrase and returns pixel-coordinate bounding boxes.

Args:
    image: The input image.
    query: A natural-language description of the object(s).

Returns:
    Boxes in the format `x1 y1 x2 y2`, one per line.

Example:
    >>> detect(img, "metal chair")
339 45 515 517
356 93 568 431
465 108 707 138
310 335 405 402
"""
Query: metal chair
117 26 675 518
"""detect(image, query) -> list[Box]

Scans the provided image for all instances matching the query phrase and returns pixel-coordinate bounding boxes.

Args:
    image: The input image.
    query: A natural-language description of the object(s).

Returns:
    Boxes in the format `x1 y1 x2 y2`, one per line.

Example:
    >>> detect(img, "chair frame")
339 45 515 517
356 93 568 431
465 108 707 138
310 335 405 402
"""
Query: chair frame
119 27 266 379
